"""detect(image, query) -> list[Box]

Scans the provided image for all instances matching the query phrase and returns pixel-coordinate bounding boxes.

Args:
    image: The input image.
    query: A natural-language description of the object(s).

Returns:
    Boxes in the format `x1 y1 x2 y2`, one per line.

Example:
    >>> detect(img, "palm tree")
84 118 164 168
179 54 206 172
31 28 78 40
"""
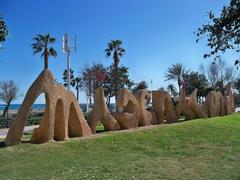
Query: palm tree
63 69 83 102
75 77 82 102
164 63 186 93
63 68 76 88
167 84 178 98
0 15 8 47
105 40 125 102
32 33 57 69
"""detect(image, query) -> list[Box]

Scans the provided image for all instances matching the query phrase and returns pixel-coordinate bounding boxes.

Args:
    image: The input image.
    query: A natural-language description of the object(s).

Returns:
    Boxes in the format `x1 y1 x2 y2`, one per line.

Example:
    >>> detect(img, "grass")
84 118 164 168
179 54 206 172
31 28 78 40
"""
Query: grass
0 114 240 179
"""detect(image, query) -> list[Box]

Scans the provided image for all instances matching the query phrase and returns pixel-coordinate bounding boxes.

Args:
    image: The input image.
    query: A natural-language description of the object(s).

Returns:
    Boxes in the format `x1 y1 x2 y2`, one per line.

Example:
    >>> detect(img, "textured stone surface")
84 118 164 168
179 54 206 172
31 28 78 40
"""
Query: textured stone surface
188 89 207 118
202 87 235 118
150 111 158 125
5 70 92 146
133 89 152 126
88 87 120 133
176 88 196 120
226 84 235 114
4 69 236 146
152 90 177 123
113 112 136 129
217 92 226 116
113 88 141 129
202 91 220 118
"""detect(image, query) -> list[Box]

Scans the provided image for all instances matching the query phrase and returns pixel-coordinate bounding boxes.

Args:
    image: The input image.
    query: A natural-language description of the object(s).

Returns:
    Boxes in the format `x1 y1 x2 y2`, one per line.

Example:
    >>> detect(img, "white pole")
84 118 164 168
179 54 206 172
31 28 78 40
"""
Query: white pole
67 50 71 90
86 96 89 113
150 79 153 106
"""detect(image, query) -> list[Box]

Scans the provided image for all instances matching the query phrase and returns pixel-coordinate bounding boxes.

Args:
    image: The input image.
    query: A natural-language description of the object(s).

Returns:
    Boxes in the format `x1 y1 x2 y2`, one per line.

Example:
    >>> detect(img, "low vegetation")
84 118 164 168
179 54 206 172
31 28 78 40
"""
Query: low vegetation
0 113 42 128
0 114 240 179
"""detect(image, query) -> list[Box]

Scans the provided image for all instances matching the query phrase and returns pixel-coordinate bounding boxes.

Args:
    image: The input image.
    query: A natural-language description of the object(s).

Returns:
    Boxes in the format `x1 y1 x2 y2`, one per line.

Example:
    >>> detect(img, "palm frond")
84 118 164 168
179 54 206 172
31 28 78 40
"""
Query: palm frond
33 48 43 55
49 37 56 44
105 39 125 58
164 63 185 81
118 48 125 57
49 47 57 57
105 49 112 57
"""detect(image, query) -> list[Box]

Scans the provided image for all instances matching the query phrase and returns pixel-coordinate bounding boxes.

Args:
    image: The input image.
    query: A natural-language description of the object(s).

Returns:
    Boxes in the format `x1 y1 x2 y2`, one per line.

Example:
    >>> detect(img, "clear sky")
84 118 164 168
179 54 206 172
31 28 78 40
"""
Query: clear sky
0 0 237 104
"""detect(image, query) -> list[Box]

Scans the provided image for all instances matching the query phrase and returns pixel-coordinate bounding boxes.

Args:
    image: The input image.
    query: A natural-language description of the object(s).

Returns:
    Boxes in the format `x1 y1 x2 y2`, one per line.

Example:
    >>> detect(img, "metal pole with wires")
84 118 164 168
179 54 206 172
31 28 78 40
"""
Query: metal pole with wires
63 33 77 90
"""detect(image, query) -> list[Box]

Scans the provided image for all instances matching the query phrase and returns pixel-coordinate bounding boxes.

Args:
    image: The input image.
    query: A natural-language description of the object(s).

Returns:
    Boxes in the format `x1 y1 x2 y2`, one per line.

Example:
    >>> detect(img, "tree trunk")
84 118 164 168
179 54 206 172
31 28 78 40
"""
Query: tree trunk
90 97 92 105
178 78 181 95
113 50 120 112
44 50 48 69
2 100 11 117
76 86 79 102
107 96 111 109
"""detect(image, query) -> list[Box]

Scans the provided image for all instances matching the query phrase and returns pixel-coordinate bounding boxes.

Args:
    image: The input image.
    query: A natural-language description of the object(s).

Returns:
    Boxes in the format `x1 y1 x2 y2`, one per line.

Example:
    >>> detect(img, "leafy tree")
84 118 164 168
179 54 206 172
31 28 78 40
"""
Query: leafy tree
81 65 94 100
0 81 19 117
164 63 186 93
200 58 235 94
103 64 134 108
167 84 178 98
75 77 82 102
196 0 240 64
132 81 148 93
54 78 61 85
105 40 125 101
158 87 165 91
233 78 240 106
234 78 240 93
32 33 57 69
63 68 76 88
81 63 107 104
182 71 209 99
0 15 8 49
62 68 82 101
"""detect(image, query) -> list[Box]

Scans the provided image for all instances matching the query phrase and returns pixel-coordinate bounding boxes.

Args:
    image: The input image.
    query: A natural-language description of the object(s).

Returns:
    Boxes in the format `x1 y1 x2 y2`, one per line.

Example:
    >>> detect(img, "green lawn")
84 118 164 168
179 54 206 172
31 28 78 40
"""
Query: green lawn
0 114 240 179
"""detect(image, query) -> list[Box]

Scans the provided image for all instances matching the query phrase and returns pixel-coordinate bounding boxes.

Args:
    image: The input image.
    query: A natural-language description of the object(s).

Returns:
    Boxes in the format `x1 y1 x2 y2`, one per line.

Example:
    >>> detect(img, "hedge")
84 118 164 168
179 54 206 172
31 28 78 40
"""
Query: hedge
0 113 43 129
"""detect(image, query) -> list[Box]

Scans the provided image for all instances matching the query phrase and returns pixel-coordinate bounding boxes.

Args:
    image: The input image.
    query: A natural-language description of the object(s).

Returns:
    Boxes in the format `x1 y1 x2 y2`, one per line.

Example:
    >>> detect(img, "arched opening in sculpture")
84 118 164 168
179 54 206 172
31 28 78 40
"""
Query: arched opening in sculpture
4 89 51 145
19 93 43 141
30 93 52 144
54 99 65 141
68 102 83 138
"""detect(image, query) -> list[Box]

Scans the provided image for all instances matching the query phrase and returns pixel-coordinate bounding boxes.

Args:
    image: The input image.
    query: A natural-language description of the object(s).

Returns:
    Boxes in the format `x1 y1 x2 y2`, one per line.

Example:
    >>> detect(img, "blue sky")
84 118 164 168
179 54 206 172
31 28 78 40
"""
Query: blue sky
0 0 237 104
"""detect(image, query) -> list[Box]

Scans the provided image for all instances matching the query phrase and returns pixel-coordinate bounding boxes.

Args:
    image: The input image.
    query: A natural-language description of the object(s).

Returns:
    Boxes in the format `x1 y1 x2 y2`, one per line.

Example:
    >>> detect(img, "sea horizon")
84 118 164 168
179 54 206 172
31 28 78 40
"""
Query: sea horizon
0 103 115 112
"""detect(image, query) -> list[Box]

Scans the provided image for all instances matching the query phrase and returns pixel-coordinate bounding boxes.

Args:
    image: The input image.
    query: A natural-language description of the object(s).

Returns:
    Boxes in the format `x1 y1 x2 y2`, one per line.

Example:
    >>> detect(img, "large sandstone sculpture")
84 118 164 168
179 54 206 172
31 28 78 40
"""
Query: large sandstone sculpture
88 87 120 133
152 90 177 123
133 89 153 126
202 87 234 118
5 70 92 146
217 92 226 116
176 88 196 120
202 91 216 118
113 88 141 129
4 67 236 147
225 84 235 114
188 89 207 118
202 91 221 118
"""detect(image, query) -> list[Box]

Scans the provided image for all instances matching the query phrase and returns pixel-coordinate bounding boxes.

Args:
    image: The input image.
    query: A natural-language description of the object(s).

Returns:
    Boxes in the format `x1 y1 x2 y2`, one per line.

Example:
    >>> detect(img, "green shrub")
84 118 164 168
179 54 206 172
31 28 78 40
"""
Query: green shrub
0 113 43 129
26 116 42 126
0 117 13 129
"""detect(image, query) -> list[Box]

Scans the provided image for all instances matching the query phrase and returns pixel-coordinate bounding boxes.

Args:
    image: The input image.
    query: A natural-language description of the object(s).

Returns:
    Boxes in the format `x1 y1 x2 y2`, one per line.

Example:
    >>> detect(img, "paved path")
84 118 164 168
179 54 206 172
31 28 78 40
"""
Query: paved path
0 125 39 139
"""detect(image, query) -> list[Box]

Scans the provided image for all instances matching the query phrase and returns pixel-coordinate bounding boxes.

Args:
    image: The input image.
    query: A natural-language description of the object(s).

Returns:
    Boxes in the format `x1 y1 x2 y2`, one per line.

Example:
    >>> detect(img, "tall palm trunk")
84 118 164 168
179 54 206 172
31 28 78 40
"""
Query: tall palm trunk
177 78 181 94
113 51 119 111
107 96 111 109
76 86 79 102
44 50 48 69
